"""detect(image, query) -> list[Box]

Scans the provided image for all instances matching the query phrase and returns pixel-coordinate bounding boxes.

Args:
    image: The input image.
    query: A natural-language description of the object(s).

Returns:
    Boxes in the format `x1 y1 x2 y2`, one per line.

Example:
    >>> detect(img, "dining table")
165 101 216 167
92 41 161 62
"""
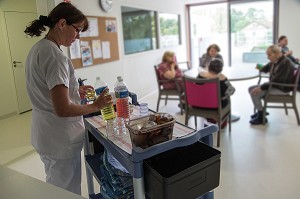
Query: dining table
184 65 260 122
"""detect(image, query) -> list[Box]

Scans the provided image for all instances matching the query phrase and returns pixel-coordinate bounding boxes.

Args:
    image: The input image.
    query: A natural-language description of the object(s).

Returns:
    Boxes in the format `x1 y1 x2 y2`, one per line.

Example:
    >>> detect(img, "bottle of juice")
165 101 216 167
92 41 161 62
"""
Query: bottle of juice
94 77 116 121
114 76 130 119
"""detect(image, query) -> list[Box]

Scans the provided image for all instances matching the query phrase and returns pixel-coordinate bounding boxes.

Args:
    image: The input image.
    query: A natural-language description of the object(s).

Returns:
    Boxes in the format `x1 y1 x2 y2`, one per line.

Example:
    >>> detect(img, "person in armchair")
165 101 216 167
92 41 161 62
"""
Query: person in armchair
248 45 295 125
278 35 299 65
157 51 184 91
200 44 223 68
198 58 235 129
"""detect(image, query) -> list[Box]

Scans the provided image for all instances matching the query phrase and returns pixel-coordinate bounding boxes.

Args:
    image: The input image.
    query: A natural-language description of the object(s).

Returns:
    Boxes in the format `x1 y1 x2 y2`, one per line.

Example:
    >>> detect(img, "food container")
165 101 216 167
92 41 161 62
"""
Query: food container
125 113 175 149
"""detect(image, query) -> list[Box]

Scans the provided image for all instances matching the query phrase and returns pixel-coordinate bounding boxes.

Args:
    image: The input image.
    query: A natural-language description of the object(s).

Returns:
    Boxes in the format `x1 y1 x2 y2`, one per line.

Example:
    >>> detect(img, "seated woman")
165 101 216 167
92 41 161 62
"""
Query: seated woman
278 35 299 65
198 58 235 128
157 51 184 92
200 44 223 68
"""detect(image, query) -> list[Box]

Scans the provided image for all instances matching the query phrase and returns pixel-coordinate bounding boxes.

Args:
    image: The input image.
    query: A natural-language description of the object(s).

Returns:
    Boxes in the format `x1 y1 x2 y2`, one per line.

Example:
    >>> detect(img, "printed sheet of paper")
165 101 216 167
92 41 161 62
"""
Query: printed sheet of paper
70 39 81 59
102 41 111 59
80 17 99 37
92 40 102 59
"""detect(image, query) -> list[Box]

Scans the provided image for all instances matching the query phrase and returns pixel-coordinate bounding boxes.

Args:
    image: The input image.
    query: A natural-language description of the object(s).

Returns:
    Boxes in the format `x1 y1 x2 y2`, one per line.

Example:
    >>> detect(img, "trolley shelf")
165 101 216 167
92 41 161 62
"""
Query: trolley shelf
85 153 104 185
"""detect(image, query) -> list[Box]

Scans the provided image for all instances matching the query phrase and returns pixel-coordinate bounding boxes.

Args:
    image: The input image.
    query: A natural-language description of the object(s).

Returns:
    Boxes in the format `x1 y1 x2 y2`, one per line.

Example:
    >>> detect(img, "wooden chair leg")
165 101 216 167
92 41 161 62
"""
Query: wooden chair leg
165 95 168 105
217 130 220 147
179 99 183 115
263 106 267 125
185 114 189 125
293 102 300 125
284 103 288 115
228 114 231 133
156 96 161 112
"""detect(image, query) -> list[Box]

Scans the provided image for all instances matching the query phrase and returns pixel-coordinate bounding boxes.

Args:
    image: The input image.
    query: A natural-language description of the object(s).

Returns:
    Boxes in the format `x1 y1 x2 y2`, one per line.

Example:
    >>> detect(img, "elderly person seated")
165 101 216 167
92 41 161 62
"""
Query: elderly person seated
248 45 295 125
157 51 184 92
198 58 235 128
278 35 299 65
200 44 223 68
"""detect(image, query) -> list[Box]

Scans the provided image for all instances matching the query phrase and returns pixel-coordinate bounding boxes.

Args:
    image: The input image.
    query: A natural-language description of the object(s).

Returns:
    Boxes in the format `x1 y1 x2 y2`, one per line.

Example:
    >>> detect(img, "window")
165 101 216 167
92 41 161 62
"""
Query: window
121 7 157 55
188 0 278 67
159 13 181 48
121 7 181 55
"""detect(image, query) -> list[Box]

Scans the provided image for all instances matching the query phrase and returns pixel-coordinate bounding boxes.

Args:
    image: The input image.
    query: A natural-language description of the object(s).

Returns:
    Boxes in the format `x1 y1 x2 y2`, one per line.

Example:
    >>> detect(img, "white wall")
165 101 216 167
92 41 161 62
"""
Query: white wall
278 0 300 57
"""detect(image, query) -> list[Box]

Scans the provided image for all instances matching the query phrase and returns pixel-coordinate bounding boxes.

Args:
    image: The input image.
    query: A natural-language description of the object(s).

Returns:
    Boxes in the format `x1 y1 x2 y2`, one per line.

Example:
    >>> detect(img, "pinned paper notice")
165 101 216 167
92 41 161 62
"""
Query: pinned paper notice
102 41 111 59
70 40 81 59
92 40 102 59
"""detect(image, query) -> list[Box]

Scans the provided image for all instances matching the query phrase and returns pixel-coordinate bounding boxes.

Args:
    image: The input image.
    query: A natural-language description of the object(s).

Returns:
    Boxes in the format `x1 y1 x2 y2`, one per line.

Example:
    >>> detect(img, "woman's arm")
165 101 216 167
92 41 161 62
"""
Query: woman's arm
51 84 112 117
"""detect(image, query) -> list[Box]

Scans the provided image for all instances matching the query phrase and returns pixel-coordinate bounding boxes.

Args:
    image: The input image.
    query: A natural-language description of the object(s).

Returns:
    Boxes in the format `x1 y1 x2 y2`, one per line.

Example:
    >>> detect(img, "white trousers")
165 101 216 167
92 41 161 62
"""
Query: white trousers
40 153 82 195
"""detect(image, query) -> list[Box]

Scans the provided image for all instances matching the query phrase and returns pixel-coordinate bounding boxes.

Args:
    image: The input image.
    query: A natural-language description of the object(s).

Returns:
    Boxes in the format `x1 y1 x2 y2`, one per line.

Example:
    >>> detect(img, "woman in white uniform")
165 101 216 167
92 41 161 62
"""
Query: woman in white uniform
24 2 112 195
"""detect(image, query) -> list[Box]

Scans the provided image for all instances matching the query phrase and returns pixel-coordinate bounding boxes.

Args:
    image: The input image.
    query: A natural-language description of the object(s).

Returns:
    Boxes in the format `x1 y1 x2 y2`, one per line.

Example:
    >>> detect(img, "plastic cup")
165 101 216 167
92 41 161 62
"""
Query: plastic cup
139 103 149 116
114 117 127 138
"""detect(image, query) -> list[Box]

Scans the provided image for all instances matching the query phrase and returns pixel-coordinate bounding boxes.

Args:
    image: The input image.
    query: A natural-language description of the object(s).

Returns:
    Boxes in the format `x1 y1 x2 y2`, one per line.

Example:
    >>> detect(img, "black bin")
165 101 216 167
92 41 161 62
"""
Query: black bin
144 141 221 199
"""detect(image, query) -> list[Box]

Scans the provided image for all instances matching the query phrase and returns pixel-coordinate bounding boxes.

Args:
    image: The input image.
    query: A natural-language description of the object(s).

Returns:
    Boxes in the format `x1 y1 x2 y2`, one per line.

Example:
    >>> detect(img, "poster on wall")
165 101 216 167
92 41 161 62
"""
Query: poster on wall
81 46 93 67
70 39 81 59
92 40 102 59
80 17 99 37
102 41 111 59
105 20 117 32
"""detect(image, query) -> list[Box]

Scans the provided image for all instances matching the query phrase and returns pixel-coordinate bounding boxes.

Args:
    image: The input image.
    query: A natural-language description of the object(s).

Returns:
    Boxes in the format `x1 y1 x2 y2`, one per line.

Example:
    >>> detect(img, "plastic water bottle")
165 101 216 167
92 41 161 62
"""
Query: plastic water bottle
114 76 130 119
94 77 116 121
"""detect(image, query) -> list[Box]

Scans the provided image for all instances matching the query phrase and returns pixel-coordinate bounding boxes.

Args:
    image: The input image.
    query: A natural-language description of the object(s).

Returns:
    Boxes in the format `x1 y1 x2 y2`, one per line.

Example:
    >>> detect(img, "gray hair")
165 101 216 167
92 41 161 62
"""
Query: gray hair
267 44 282 54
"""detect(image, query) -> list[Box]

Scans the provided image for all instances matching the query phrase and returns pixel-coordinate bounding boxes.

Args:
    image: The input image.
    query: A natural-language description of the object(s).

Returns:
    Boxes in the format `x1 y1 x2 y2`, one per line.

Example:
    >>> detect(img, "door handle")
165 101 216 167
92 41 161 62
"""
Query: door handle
13 61 22 67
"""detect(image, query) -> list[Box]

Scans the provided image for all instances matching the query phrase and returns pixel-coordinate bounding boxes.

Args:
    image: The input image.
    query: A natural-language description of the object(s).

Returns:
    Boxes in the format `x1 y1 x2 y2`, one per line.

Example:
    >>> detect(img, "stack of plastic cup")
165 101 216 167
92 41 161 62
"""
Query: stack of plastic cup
106 119 116 138
114 117 127 138
139 103 149 116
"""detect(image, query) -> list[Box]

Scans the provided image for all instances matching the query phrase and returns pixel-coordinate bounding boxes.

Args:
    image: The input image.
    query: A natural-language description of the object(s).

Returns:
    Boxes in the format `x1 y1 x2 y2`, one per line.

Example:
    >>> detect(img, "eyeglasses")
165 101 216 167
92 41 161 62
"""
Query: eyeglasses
71 24 83 33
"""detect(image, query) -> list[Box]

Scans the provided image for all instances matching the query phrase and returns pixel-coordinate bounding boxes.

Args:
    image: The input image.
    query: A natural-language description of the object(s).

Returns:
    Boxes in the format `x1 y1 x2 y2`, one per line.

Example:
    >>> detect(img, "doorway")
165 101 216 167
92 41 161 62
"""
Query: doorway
4 11 39 113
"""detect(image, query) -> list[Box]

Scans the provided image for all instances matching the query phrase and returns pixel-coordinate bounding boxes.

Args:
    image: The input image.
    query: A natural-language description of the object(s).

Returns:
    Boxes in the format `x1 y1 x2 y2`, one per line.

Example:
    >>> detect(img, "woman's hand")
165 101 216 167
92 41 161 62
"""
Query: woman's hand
92 88 113 110
79 85 94 99
170 61 176 69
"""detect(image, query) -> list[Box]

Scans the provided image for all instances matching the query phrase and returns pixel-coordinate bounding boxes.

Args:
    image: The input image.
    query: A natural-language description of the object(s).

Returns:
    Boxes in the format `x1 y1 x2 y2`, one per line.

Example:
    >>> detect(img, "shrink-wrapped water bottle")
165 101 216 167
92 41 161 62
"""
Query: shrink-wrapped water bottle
94 77 116 121
114 76 130 119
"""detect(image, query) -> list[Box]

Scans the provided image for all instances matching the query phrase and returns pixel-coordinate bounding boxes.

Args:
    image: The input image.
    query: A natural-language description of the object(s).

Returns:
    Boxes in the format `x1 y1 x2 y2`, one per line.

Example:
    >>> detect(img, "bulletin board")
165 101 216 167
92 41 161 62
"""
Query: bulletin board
69 16 119 69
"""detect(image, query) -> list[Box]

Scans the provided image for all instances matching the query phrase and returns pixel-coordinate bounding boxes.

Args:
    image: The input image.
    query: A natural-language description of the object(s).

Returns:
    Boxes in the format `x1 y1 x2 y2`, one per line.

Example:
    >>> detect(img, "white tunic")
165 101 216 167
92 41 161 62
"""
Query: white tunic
25 39 84 159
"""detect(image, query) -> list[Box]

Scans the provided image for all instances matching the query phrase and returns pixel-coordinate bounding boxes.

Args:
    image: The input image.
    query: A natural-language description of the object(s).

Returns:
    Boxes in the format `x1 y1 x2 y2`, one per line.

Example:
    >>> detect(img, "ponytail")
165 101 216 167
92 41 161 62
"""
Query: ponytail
24 2 88 37
24 15 51 37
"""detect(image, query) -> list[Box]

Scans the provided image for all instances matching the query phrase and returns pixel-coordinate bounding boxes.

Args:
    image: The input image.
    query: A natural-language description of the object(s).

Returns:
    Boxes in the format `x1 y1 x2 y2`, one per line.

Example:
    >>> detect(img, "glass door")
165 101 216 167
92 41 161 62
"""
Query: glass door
188 0 275 68
230 1 274 67
189 3 228 68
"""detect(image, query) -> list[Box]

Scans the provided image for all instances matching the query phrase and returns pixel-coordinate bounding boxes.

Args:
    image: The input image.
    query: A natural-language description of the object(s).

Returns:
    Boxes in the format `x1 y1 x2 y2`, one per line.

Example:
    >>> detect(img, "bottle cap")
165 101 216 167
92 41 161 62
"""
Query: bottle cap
117 76 123 81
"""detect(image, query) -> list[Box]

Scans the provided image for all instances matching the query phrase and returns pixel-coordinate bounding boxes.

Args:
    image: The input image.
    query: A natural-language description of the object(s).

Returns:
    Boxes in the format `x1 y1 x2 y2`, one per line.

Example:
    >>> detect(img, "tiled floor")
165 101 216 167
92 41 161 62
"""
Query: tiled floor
1 78 300 199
